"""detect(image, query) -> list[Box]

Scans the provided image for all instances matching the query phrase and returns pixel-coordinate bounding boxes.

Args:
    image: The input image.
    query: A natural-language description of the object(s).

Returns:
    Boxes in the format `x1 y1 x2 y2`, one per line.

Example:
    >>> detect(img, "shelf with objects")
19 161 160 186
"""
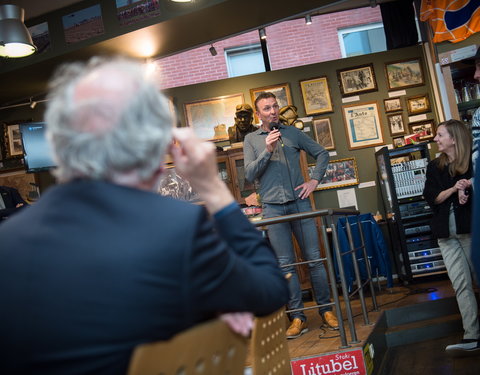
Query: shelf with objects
375 142 446 284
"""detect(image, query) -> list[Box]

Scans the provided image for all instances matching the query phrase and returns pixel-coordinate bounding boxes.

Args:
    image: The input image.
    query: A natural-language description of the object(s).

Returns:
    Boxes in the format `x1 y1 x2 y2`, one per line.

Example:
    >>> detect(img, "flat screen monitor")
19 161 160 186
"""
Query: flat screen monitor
20 122 57 173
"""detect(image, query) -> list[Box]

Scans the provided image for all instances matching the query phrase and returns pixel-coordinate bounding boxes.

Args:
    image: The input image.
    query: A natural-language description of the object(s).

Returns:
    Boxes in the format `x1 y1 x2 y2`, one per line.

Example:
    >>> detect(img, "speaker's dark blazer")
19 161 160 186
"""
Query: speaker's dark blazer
0 185 27 219
0 179 289 375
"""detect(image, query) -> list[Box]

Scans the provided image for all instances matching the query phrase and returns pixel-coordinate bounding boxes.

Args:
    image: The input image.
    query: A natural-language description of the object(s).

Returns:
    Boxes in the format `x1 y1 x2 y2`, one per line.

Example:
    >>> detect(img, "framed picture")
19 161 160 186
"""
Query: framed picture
406 94 431 115
384 97 402 113
387 113 405 136
157 164 201 203
409 120 436 141
385 58 424 90
184 94 244 141
312 117 335 150
5 124 23 157
250 83 292 123
337 63 377 97
308 158 359 191
342 101 384 150
392 136 406 148
299 76 333 115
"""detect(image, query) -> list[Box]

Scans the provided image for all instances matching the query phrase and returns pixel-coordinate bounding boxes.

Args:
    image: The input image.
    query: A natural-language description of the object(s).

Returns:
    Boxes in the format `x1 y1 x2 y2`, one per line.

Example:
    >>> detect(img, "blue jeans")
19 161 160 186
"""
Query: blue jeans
263 199 332 320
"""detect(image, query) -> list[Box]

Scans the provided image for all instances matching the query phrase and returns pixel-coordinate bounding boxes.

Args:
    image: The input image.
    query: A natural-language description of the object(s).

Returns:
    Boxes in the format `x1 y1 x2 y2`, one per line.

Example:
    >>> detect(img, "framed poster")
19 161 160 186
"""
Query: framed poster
409 120 436 141
387 113 405 136
299 76 333 115
342 101 384 150
308 158 359 190
184 94 244 141
385 58 424 90
250 83 292 123
312 117 335 150
337 63 377 97
384 97 402 113
392 136 406 148
406 94 431 115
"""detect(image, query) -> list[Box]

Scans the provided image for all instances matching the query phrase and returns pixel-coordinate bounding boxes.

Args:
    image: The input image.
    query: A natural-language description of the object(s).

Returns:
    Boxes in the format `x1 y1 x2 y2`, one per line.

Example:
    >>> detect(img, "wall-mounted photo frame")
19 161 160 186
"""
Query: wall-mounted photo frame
337 63 377 97
406 94 431 115
409 120 436 141
308 158 359 191
384 97 402 113
312 117 335 150
392 136 406 148
157 164 201 203
184 94 244 141
385 58 424 90
62 4 105 45
299 76 333 115
4 124 23 157
342 101 384 150
250 83 292 123
387 113 405 136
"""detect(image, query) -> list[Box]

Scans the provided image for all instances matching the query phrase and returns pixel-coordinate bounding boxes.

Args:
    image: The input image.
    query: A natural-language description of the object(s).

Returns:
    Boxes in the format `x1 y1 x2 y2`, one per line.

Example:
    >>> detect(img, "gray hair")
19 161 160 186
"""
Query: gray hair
45 57 173 184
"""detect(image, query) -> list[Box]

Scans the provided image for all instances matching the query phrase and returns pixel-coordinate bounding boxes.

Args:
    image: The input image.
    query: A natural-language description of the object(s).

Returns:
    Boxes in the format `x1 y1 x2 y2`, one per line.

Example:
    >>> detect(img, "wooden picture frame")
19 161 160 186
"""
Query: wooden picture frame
184 94 244 141
308 158 359 191
387 113 405 136
384 97 402 113
157 164 201 203
409 120 436 141
406 94 431 115
299 76 333 115
5 124 23 157
337 63 377 97
342 101 384 150
312 117 335 150
250 83 292 123
385 58 424 90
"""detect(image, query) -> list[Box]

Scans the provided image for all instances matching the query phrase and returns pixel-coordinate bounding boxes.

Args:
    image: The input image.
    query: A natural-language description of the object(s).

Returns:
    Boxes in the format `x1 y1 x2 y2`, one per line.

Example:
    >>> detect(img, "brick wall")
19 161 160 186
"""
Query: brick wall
156 6 382 89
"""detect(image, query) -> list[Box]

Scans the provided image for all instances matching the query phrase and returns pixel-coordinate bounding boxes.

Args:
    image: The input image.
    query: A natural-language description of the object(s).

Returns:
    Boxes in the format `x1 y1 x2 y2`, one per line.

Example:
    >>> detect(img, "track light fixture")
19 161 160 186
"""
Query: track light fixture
259 28 266 40
209 44 217 56
29 98 37 109
0 4 36 58
305 15 312 25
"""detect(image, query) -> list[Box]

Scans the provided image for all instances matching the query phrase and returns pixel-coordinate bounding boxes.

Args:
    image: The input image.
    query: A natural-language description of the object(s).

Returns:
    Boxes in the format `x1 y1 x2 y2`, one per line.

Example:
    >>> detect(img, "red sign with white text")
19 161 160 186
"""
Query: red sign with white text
291 348 366 375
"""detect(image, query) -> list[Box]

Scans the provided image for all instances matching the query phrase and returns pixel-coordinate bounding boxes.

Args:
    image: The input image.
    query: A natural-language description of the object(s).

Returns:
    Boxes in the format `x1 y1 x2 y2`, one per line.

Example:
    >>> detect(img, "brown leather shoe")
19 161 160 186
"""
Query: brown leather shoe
322 311 339 330
286 318 308 339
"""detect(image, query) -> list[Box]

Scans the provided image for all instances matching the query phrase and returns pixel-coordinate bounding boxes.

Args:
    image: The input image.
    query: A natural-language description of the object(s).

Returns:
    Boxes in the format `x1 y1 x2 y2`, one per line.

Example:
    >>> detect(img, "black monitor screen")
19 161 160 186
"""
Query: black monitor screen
20 122 56 173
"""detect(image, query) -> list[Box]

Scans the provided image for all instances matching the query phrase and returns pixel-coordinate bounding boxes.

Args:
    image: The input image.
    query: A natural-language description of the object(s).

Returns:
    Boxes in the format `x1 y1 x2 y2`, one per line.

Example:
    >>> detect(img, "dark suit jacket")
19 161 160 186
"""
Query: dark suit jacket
0 180 289 375
0 185 28 219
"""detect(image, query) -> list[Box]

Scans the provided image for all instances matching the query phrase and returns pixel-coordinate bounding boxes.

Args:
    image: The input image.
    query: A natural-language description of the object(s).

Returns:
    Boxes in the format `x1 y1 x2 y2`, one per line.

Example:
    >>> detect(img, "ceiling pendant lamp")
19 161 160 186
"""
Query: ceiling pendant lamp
0 4 36 58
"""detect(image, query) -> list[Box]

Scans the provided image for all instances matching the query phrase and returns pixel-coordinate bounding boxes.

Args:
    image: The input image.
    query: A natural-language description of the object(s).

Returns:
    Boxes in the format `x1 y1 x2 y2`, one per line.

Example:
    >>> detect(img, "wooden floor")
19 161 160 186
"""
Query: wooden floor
246 277 459 366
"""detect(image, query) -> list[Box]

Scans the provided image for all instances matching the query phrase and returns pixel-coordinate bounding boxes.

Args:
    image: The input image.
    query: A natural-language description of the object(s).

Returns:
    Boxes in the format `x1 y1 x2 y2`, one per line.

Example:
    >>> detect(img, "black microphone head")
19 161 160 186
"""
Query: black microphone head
270 122 279 131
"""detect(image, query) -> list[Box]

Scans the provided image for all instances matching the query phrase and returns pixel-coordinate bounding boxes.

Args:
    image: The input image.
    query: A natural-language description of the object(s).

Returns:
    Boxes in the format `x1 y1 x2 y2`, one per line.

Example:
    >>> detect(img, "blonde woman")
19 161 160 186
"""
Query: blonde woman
423 119 478 356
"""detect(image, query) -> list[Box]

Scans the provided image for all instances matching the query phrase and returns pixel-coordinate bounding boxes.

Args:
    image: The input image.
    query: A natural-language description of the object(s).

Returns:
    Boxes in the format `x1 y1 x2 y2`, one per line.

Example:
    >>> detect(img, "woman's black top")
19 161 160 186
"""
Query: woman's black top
423 158 473 239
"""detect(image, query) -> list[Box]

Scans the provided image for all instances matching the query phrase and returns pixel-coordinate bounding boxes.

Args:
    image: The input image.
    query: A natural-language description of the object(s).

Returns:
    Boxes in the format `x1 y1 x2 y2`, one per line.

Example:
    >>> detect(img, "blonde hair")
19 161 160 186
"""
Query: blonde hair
437 119 472 176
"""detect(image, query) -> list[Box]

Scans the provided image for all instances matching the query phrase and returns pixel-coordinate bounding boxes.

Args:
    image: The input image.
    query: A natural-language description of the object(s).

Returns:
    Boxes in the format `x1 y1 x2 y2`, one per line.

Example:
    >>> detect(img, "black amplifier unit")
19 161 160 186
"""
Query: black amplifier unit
399 201 432 218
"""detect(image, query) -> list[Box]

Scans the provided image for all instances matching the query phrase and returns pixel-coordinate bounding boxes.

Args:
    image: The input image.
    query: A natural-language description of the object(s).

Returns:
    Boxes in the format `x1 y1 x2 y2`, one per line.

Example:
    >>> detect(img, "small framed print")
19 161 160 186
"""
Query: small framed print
406 94 431 115
384 97 402 113
250 83 292 123
308 158 359 191
387 113 405 136
409 120 436 141
392 136 406 148
385 58 424 90
337 63 377 97
342 101 385 150
299 76 333 115
312 117 335 150
5 124 24 157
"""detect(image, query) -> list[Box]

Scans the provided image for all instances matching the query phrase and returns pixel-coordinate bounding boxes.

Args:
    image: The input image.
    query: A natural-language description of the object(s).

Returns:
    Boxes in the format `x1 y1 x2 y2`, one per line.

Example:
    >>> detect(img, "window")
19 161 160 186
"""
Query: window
338 23 386 58
225 44 265 78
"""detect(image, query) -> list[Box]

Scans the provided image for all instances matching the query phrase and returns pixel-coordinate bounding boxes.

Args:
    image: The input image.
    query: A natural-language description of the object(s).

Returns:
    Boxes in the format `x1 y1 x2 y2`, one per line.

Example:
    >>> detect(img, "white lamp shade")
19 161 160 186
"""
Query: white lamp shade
0 4 36 58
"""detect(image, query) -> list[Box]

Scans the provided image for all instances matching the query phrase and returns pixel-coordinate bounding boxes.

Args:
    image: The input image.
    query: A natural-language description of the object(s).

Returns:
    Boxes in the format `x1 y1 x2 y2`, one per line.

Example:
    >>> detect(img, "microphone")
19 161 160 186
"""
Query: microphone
270 123 284 147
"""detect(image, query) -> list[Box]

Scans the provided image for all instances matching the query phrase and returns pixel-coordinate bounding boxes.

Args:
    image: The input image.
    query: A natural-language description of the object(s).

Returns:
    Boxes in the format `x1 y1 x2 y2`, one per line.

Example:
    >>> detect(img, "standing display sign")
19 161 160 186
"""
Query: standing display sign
291 348 366 375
